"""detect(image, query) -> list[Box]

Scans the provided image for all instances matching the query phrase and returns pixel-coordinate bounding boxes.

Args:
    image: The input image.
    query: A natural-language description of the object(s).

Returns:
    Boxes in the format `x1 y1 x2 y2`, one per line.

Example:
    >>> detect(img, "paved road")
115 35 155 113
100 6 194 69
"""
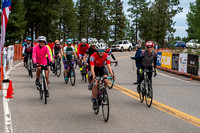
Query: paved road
1 51 200 133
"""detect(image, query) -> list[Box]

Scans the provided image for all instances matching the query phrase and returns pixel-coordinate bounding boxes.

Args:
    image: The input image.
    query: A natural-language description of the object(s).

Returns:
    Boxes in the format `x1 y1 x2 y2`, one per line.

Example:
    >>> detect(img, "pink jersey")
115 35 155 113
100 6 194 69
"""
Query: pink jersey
32 45 52 65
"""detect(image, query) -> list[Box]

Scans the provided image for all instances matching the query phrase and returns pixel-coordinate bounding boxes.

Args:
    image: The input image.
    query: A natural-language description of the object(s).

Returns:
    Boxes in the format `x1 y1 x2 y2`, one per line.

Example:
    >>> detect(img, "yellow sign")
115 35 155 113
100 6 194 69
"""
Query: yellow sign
161 52 172 69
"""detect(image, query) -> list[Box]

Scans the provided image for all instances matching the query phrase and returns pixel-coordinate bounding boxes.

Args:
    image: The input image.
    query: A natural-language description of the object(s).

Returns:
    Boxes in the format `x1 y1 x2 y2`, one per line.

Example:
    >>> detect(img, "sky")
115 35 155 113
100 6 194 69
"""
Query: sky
73 0 195 38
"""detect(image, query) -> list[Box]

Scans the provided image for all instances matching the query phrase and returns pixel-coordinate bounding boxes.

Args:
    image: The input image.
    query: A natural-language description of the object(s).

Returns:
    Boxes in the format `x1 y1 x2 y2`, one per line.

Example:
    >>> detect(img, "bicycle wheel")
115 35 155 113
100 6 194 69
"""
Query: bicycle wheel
43 77 48 104
139 82 144 103
64 71 68 84
108 69 115 89
145 80 153 107
70 68 76 86
56 62 61 77
39 86 43 99
54 62 57 75
29 62 33 78
101 89 109 122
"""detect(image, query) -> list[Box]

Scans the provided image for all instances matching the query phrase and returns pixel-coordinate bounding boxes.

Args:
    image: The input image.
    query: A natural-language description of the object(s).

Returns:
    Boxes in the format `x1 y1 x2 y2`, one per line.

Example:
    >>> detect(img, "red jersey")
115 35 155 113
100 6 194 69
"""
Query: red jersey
77 43 89 57
90 53 111 67
33 42 38 46
47 43 55 52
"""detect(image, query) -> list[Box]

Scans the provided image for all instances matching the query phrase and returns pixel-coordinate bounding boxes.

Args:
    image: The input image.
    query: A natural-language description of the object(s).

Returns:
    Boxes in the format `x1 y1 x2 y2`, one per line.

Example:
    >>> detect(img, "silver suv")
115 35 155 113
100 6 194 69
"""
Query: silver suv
111 40 133 52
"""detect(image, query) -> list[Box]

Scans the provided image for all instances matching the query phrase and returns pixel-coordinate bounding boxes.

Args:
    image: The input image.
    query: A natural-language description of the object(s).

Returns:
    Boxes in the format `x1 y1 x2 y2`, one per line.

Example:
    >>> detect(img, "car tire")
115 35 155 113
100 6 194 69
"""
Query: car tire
128 47 132 52
120 47 124 52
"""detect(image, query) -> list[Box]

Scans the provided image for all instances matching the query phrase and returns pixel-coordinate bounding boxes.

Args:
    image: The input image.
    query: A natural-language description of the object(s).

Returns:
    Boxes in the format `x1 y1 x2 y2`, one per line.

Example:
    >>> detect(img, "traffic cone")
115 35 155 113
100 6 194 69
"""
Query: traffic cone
9 81 14 95
5 82 13 98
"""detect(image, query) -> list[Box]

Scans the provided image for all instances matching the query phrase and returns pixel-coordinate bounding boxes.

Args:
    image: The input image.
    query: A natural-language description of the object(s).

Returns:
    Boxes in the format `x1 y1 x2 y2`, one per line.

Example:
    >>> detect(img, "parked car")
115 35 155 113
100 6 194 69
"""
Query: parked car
186 39 200 48
111 40 133 52
168 41 186 48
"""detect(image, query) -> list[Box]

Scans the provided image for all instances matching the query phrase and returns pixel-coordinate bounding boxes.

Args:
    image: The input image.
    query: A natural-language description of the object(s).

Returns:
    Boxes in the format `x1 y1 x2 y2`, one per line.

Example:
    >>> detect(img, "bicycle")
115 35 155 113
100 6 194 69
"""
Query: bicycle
64 60 76 86
26 54 33 78
94 76 113 122
36 65 49 104
81 64 88 83
107 61 117 89
54 56 61 77
139 69 156 107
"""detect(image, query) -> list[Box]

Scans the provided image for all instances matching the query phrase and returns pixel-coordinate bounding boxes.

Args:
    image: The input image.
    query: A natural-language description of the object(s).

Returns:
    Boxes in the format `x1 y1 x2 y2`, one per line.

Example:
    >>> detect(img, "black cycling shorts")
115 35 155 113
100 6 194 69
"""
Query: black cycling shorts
94 66 108 77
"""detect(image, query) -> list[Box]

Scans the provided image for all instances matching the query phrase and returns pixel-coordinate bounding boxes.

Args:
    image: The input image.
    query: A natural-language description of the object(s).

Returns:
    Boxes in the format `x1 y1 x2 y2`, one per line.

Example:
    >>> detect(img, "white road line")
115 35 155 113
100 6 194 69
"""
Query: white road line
2 62 23 133
158 72 200 85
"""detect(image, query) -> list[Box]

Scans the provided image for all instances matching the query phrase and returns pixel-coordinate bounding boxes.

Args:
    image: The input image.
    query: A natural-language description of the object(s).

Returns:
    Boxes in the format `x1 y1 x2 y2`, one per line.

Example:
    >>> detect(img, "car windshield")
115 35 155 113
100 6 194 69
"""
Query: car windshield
114 41 122 45
188 40 197 43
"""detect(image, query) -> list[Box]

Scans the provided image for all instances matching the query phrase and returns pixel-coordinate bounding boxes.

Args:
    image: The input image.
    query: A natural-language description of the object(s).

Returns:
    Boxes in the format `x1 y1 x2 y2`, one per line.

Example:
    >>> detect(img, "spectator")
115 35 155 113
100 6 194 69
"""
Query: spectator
131 44 142 84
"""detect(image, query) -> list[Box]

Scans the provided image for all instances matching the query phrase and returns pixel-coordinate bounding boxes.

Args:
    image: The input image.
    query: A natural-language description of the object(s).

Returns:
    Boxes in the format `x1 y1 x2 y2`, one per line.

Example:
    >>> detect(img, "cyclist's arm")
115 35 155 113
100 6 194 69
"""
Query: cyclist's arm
77 44 80 57
83 53 88 62
53 48 55 56
90 65 95 79
32 47 36 64
22 47 25 54
46 46 52 62
154 56 157 69
107 64 113 76
111 53 116 61
60 48 63 57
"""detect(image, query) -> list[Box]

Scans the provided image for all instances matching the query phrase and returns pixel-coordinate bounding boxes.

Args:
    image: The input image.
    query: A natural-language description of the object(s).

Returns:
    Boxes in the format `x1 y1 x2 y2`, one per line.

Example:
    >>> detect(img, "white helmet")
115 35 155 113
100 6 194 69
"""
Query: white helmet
105 44 109 49
81 38 87 43
99 39 104 43
96 42 107 50
38 36 47 43
91 38 98 46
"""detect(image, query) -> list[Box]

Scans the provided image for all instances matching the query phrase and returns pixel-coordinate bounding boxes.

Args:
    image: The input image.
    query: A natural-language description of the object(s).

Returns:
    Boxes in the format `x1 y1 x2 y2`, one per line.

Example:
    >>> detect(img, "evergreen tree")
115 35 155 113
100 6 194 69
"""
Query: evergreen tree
110 0 126 42
186 0 200 42
6 0 27 45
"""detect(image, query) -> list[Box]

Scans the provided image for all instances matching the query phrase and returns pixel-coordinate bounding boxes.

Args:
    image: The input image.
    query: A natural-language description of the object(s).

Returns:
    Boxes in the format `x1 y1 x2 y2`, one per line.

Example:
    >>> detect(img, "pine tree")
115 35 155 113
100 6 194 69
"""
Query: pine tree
127 0 149 44
6 0 27 45
186 0 200 41
110 0 126 42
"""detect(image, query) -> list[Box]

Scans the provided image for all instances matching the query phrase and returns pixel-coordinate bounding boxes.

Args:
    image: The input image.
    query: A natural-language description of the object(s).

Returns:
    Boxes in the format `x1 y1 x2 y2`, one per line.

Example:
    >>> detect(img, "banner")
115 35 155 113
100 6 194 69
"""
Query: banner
157 52 162 66
199 56 200 76
172 54 179 71
187 54 198 76
161 52 172 69
7 45 14 69
179 54 187 73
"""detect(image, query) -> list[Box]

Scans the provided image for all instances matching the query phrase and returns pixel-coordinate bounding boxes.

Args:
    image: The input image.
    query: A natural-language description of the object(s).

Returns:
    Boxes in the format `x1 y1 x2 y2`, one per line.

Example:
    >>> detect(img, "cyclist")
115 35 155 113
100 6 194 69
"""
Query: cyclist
131 44 142 84
52 40 63 73
63 39 77 80
105 44 117 63
137 41 157 96
83 38 98 90
90 42 115 110
22 37 34 67
47 39 54 53
33 39 38 46
77 38 89 71
33 36 52 97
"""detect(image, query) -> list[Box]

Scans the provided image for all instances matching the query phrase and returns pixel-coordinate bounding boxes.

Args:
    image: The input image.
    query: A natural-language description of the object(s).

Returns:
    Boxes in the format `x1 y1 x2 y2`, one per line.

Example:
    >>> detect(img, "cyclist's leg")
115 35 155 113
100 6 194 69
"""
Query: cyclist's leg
92 67 99 109
44 66 50 86
35 66 41 85
103 66 108 88
147 67 153 82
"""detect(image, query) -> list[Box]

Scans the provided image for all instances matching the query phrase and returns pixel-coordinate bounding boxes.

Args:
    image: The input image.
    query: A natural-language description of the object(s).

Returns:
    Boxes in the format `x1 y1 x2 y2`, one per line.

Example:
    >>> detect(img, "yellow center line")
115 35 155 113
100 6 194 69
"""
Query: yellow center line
109 82 200 127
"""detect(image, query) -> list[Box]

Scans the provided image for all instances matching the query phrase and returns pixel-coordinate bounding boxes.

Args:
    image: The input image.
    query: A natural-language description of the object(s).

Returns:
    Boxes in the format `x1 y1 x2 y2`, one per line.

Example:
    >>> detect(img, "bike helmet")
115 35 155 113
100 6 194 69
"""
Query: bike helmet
145 41 154 47
81 38 87 43
55 40 60 44
48 39 52 42
67 39 72 45
38 36 47 43
99 38 105 43
96 42 107 50
91 38 98 46
26 37 32 41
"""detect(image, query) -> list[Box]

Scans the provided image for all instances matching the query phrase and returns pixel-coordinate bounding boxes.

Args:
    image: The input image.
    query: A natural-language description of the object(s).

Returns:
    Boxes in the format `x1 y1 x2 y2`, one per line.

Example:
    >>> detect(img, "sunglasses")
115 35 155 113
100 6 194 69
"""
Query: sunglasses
39 41 45 43
147 46 153 48
98 50 105 52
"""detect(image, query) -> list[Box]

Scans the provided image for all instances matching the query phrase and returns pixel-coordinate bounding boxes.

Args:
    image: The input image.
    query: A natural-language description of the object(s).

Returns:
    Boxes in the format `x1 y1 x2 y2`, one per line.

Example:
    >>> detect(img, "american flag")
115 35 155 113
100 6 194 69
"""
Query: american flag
0 0 11 67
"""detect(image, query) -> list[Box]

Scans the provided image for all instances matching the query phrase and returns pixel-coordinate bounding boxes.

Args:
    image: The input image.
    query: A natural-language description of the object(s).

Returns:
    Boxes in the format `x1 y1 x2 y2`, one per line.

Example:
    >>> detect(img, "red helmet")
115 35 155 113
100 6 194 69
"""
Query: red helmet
145 41 154 47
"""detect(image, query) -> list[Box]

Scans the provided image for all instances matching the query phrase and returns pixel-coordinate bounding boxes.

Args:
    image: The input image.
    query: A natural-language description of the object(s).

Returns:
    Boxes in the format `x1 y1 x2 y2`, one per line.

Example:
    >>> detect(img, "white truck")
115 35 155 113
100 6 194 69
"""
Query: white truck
111 40 133 52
